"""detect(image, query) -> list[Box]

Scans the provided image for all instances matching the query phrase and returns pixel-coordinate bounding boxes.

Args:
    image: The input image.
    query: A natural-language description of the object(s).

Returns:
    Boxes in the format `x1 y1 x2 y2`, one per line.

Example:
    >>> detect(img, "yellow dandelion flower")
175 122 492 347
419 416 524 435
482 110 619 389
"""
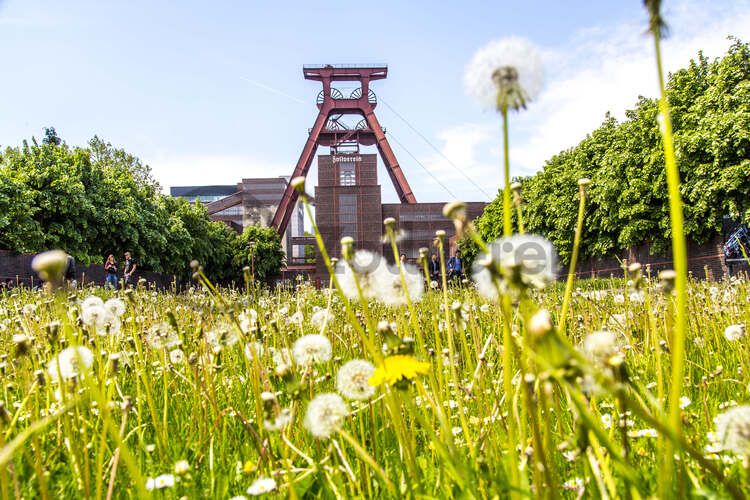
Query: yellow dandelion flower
368 355 430 387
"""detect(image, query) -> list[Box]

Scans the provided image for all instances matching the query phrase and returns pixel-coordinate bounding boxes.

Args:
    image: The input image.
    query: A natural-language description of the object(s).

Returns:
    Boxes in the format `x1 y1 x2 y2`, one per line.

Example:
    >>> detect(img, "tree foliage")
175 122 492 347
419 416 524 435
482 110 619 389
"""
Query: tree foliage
234 225 286 281
466 39 750 267
0 134 284 282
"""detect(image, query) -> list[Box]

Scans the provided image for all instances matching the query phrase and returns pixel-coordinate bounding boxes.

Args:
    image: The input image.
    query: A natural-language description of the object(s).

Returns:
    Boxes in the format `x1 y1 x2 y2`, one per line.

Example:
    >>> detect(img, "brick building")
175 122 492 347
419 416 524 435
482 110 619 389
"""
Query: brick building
172 178 305 261
313 152 486 278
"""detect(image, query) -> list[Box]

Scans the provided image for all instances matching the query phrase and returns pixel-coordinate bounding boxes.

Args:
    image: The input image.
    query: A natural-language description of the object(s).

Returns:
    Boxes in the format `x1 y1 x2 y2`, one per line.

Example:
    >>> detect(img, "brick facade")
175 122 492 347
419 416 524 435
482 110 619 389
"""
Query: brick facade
313 153 488 279
572 234 748 279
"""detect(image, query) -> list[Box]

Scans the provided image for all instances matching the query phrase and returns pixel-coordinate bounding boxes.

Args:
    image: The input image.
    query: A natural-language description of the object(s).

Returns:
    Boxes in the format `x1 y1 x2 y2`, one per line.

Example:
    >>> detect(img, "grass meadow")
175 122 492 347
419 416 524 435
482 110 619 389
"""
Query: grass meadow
0 261 749 498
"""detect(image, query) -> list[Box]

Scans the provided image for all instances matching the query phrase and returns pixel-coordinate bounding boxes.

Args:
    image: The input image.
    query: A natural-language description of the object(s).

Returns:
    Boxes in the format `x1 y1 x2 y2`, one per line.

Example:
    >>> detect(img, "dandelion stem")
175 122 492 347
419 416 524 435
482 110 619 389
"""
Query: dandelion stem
559 184 587 331
651 19 689 495
502 107 512 237
337 429 395 494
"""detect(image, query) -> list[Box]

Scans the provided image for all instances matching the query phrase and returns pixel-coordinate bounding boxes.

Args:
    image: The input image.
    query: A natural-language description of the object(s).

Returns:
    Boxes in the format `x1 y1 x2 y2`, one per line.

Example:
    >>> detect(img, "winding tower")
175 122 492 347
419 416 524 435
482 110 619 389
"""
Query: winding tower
271 64 416 235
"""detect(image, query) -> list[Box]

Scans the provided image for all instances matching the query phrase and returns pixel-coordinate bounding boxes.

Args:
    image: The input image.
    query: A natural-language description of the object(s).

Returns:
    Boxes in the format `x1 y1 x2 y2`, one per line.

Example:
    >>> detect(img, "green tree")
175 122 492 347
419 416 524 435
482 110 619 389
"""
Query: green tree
0 132 252 283
234 225 285 281
470 39 750 265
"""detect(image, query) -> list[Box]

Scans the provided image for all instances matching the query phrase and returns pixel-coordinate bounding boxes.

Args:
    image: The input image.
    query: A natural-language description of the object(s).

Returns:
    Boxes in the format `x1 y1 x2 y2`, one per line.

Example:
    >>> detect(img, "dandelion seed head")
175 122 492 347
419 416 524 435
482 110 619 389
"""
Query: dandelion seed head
724 324 745 341
205 325 240 351
374 263 424 306
336 359 376 400
581 330 621 365
81 296 105 310
304 393 348 439
31 250 68 283
464 37 544 110
293 334 332 367
311 308 333 329
334 250 387 301
47 346 94 382
104 298 126 317
715 405 750 456
169 349 185 365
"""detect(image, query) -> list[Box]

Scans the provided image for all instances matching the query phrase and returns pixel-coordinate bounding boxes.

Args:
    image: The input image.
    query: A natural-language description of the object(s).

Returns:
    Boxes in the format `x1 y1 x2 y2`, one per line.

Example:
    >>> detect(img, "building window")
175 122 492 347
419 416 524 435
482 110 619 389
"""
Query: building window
339 194 357 237
214 205 243 217
339 162 356 186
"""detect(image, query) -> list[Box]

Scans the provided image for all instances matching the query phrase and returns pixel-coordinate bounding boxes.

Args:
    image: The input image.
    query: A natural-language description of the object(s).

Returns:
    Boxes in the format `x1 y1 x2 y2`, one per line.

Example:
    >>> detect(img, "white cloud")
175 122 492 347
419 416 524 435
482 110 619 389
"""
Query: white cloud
512 0 750 175
146 154 291 193
415 123 500 201
427 0 750 199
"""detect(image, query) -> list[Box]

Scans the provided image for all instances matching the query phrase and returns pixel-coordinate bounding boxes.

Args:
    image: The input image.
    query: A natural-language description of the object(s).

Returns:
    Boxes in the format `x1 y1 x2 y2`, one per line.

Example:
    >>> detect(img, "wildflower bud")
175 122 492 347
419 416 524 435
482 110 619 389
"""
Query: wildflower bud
341 236 355 261
119 396 133 413
510 182 522 194
290 176 306 193
528 309 553 339
31 250 69 288
44 321 60 342
188 352 199 366
0 402 10 425
442 201 467 221
418 247 428 261
383 217 397 229
577 178 591 193
658 269 676 293
330 257 338 267
435 229 446 241
109 353 121 375
35 369 45 386
13 334 31 357
492 66 525 111
190 260 200 271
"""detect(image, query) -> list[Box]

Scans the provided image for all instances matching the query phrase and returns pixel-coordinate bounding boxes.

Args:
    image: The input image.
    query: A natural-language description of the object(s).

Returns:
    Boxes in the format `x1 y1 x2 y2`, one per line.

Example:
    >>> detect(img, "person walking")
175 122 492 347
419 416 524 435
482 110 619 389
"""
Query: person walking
65 253 77 289
429 254 440 281
447 250 464 283
104 255 118 289
123 252 137 287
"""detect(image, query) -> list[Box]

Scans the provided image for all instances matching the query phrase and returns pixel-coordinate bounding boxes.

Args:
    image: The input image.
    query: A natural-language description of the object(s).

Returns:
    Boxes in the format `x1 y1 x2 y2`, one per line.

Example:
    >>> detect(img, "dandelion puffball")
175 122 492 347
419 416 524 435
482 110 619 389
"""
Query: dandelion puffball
724 324 745 341
715 405 750 456
293 334 332 367
464 37 544 111
336 359 376 401
304 393 349 439
47 346 95 382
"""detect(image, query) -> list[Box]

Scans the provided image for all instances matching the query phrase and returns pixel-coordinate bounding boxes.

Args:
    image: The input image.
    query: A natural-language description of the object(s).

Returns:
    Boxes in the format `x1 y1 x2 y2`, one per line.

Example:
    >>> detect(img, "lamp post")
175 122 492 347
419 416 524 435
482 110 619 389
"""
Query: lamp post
249 241 256 283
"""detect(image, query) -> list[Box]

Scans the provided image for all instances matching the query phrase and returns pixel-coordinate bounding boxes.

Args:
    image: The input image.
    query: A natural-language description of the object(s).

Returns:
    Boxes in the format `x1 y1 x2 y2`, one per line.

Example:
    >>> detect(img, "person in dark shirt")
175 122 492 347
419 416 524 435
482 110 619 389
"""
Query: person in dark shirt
429 254 440 281
123 252 137 286
447 250 464 282
64 254 77 289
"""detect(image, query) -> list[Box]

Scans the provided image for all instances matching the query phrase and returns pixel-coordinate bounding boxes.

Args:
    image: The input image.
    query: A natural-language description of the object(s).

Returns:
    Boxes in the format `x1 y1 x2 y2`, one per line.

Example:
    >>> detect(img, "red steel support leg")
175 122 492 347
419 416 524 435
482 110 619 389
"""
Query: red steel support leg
272 104 332 234
364 109 417 204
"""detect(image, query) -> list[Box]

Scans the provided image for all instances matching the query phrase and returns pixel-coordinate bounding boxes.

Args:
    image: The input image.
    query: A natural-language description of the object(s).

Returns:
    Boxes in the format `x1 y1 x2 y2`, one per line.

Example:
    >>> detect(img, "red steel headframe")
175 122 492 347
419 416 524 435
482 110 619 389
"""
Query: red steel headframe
271 65 416 235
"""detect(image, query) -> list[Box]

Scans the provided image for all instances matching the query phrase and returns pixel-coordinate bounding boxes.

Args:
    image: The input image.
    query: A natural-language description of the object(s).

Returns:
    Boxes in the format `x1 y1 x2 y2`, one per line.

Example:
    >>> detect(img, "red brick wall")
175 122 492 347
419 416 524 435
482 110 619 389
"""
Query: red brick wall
572 234 744 280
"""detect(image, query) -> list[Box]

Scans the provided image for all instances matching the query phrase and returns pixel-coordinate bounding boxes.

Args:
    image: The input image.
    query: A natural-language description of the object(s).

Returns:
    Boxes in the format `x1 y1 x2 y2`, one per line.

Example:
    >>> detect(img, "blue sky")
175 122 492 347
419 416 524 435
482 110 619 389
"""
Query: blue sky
1 0 748 203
